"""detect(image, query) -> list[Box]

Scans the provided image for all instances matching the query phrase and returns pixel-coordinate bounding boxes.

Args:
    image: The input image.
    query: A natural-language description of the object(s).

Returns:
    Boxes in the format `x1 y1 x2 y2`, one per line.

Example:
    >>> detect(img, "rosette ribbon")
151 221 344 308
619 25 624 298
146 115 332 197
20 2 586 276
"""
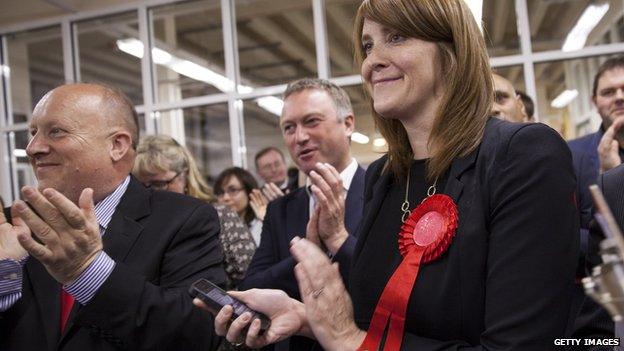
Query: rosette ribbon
358 194 458 351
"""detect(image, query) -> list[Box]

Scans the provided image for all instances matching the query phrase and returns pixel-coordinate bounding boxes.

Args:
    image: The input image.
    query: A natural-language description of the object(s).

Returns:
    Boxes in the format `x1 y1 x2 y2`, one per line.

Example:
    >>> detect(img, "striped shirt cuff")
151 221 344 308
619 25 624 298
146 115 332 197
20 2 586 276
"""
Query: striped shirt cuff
0 257 27 312
64 251 115 305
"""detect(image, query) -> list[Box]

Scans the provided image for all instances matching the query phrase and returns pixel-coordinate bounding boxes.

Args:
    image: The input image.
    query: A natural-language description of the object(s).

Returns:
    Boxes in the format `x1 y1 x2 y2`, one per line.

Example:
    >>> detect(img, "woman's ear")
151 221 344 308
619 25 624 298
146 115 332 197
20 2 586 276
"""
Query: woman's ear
109 131 133 162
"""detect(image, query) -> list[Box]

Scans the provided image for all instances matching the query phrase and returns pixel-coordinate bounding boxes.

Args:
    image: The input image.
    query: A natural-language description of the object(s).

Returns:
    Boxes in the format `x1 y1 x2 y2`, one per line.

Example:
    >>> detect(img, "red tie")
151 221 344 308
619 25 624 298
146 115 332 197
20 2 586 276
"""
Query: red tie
60 289 75 333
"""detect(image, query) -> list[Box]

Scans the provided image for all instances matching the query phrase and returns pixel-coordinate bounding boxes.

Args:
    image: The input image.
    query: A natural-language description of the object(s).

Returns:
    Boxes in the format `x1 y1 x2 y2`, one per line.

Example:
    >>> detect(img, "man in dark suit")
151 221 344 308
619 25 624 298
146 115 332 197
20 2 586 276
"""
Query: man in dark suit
255 147 298 201
0 83 225 350
239 79 365 350
570 56 624 248
572 164 624 349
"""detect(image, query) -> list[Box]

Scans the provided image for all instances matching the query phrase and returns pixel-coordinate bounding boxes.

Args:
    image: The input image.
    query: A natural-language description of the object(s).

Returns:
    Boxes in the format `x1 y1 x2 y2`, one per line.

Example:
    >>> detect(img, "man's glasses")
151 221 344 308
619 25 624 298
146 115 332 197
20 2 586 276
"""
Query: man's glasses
216 187 244 198
143 172 182 190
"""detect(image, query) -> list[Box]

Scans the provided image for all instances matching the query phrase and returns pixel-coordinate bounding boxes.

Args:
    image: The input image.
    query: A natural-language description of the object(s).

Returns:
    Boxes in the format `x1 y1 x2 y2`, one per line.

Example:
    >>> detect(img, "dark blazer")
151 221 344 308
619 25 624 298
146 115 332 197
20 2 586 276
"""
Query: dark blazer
572 164 624 345
0 177 226 351
350 118 579 350
240 165 365 300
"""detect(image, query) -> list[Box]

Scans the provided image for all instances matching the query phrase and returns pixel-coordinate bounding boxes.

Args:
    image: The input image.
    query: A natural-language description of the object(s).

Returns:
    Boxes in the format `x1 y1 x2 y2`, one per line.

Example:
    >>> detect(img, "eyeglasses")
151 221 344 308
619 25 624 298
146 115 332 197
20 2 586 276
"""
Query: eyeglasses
143 172 182 190
216 187 244 198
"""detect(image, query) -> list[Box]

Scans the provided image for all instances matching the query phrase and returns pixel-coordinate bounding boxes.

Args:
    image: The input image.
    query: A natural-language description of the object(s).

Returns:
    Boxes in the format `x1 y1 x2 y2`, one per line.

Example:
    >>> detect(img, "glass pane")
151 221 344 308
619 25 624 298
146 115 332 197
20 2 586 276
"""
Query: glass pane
482 0 521 57
235 0 317 89
529 0 623 52
150 0 225 103
342 85 382 167
5 26 63 124
534 55 619 140
76 12 143 105
153 103 231 182
326 0 359 77
10 130 36 194
242 95 290 175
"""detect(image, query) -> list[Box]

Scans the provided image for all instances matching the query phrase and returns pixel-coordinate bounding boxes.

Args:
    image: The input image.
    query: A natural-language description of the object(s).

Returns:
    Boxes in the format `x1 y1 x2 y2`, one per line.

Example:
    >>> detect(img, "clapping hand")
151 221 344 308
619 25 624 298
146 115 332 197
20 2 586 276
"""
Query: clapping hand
598 118 624 173
308 162 349 255
249 189 269 221
0 206 29 261
14 186 102 284
262 183 285 202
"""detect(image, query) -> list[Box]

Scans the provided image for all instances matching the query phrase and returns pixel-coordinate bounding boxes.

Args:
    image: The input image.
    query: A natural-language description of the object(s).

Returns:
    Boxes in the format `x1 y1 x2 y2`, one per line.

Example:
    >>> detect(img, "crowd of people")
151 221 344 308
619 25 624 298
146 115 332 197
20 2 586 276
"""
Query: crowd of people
0 0 623 350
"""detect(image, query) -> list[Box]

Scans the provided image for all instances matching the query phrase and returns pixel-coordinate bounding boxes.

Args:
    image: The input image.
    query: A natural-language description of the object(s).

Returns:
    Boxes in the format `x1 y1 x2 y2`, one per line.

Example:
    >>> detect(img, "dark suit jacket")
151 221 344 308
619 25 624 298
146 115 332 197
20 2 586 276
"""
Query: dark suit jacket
572 164 624 346
0 177 226 351
240 166 365 300
350 119 579 350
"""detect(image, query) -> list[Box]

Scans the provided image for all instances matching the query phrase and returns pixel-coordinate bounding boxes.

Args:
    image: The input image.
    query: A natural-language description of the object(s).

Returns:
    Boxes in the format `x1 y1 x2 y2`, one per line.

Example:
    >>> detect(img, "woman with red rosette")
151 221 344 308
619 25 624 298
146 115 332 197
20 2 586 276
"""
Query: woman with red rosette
196 0 579 349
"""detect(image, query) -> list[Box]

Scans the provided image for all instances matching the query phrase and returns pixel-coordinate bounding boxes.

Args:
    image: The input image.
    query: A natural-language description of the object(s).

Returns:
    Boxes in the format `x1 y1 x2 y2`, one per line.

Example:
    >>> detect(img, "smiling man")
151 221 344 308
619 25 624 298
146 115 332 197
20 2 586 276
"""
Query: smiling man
0 83 225 351
239 78 365 350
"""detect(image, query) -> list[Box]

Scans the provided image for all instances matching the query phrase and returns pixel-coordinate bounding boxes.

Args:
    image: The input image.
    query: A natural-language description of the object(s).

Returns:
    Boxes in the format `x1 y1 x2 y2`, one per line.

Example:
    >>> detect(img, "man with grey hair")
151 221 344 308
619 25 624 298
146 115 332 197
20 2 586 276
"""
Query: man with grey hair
239 78 365 351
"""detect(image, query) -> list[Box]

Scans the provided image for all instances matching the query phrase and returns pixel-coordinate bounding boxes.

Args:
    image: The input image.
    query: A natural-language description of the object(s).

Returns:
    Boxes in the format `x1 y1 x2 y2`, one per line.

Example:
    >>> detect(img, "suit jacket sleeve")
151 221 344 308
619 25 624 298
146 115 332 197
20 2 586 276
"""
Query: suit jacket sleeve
239 201 299 297
72 203 225 351
398 124 579 349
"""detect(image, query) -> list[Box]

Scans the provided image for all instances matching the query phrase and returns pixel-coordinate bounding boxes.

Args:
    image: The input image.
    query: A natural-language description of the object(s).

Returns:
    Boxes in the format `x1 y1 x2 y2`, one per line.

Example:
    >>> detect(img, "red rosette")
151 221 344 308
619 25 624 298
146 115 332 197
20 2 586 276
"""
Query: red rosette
399 194 458 263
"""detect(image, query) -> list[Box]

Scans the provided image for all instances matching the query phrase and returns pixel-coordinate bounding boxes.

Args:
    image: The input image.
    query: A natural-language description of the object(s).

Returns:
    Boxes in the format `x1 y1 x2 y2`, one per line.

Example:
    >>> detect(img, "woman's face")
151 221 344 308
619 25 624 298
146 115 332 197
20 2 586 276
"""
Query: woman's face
360 19 442 122
217 176 249 217
137 170 187 194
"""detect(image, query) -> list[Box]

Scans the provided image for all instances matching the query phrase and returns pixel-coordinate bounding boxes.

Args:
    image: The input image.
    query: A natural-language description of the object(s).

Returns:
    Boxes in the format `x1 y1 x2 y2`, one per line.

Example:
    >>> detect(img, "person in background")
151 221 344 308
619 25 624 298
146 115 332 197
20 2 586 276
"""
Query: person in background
205 0 578 349
215 167 263 246
254 147 297 201
517 90 536 122
133 135 256 289
492 73 529 123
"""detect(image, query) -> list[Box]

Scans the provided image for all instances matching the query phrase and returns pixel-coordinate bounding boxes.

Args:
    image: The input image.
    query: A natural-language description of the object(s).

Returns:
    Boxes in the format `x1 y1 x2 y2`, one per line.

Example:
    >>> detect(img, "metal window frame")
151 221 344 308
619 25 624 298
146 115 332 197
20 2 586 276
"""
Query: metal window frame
0 0 623 201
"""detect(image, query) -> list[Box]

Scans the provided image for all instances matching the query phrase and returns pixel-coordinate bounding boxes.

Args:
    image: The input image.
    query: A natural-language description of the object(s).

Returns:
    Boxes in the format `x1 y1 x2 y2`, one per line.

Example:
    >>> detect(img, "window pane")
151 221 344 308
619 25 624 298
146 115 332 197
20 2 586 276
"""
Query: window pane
5 26 63 124
326 0 359 77
242 95 289 176
153 104 231 182
235 0 316 89
534 55 619 139
76 12 143 105
529 0 623 52
342 85 382 167
483 0 521 57
150 0 226 103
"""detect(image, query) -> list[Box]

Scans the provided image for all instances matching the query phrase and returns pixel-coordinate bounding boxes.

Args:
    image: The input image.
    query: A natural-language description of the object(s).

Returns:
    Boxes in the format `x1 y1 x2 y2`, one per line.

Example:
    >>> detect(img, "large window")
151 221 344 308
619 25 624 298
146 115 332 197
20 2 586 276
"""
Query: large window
1 0 624 201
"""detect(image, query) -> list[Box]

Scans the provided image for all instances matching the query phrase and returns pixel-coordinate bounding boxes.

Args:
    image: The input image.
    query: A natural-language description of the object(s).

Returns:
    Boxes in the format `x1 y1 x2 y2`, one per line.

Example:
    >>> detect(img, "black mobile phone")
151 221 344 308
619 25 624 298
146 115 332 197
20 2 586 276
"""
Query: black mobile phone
189 278 270 331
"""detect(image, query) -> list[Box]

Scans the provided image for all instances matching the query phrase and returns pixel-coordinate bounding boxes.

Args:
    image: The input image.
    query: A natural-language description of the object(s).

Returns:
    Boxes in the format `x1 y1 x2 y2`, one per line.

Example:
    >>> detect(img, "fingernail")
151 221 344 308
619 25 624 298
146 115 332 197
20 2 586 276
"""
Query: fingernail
22 187 33 196
290 236 300 245
242 313 251 321
14 201 27 212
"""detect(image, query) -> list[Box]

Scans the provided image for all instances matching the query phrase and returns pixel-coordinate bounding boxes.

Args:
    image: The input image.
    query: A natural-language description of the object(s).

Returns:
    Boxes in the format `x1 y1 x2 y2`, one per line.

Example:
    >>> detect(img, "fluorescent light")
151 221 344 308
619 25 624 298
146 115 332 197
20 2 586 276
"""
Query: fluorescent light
463 0 483 31
562 3 609 52
168 60 235 92
152 47 172 65
1 64 10 78
256 96 284 116
373 138 387 147
551 89 579 108
12 149 27 157
352 132 370 144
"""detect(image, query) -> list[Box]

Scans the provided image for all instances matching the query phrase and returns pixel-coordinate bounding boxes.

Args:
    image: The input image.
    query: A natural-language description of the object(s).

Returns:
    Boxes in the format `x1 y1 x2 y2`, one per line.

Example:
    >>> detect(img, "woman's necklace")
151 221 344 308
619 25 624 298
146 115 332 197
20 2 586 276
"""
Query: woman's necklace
401 166 438 223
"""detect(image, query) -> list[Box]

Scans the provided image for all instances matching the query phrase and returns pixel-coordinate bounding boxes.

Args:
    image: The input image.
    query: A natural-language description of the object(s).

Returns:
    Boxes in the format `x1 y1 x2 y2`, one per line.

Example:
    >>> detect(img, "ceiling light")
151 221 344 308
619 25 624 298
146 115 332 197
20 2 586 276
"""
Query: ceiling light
12 149 27 157
562 3 610 52
256 96 284 116
551 89 579 108
373 138 387 147
352 132 370 144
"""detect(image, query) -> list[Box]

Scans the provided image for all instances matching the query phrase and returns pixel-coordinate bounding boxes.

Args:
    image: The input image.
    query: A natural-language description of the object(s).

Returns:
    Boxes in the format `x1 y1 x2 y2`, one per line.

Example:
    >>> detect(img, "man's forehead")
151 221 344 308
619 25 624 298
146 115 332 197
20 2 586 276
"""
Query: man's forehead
598 67 624 86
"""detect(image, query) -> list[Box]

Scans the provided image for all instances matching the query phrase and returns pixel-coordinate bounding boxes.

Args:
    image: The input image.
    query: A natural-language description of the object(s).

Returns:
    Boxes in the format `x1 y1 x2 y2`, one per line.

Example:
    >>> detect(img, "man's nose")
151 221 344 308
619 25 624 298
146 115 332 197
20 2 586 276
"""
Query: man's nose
294 127 309 144
25 134 48 158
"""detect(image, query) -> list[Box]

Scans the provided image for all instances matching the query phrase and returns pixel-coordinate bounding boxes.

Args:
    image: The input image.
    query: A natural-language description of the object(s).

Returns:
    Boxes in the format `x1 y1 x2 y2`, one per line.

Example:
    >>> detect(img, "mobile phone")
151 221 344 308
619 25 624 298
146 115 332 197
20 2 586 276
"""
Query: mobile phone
189 278 270 331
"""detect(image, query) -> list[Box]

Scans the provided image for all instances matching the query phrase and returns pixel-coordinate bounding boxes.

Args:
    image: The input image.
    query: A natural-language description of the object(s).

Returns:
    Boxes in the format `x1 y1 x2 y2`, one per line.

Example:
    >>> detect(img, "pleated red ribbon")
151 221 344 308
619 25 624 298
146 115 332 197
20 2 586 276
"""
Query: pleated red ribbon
358 194 458 351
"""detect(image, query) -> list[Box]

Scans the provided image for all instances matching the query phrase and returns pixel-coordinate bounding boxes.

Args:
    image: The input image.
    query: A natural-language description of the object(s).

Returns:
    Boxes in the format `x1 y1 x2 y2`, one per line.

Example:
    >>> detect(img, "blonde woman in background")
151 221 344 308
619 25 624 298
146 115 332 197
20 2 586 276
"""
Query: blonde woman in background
133 135 256 289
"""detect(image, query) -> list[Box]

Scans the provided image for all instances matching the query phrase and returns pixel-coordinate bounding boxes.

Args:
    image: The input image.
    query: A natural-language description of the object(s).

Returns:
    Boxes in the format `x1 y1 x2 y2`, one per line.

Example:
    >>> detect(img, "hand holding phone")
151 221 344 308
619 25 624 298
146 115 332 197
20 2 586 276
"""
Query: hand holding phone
189 278 270 331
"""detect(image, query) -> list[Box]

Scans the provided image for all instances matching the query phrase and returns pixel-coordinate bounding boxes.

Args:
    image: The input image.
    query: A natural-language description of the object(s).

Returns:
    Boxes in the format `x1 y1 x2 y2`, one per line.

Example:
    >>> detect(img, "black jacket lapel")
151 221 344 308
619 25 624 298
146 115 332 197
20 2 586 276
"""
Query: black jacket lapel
286 188 310 241
344 166 365 235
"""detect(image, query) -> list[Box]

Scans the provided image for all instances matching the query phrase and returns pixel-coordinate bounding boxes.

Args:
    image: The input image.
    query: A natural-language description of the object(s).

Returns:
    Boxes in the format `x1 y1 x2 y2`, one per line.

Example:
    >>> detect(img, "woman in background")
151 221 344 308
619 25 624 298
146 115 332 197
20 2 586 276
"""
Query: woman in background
214 167 265 246
133 135 256 289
